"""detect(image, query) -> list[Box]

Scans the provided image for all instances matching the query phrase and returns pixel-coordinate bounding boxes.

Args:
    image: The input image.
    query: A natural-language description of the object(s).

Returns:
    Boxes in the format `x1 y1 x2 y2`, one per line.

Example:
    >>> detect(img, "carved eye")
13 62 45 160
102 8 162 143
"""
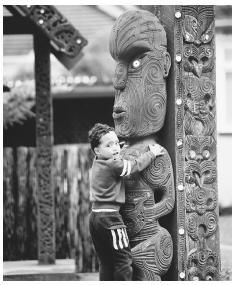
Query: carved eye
202 150 210 159
132 59 141 69
206 198 213 206
189 150 196 159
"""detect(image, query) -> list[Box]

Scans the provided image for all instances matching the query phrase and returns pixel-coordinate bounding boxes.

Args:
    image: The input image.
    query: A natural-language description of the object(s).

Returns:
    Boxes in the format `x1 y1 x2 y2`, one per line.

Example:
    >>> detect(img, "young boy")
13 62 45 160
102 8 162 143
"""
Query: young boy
88 123 164 281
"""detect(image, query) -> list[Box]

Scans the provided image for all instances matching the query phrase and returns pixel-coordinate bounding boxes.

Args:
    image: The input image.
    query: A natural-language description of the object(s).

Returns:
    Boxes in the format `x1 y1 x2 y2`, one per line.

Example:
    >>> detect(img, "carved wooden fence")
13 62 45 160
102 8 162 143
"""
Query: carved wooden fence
3 144 98 272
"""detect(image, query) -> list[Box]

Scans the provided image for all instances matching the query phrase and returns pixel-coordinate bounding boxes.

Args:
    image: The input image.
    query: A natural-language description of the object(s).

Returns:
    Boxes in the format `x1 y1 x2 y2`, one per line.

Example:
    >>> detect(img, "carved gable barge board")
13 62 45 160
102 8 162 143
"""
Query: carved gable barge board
5 5 88 69
155 5 220 281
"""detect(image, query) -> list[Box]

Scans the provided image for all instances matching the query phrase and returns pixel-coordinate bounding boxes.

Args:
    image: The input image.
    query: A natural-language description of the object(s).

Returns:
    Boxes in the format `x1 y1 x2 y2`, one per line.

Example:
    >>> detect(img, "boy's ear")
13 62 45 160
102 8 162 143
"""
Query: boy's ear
94 147 100 156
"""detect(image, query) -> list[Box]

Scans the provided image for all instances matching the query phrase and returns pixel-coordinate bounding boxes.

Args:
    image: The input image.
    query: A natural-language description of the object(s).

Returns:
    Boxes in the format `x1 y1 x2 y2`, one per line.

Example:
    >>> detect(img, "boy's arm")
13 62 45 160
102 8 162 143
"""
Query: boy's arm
111 144 164 177
120 151 155 177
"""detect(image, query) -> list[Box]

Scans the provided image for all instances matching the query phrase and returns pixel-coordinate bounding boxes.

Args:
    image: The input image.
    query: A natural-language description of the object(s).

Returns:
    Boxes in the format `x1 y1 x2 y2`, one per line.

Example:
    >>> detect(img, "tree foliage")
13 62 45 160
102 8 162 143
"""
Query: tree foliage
3 84 35 129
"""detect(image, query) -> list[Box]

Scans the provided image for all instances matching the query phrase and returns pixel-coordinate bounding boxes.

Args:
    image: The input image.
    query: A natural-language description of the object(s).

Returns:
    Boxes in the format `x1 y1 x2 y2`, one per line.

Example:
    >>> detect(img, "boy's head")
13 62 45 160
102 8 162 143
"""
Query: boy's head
88 123 121 159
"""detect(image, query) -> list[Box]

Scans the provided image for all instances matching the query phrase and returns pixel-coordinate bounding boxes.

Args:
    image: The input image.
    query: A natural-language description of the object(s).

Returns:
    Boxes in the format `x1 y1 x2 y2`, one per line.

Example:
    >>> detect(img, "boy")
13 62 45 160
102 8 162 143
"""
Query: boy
88 123 164 281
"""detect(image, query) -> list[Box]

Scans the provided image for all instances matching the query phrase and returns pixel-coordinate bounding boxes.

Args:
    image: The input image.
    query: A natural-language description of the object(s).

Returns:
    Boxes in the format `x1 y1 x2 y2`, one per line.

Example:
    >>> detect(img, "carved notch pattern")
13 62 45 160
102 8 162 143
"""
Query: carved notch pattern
175 5 220 280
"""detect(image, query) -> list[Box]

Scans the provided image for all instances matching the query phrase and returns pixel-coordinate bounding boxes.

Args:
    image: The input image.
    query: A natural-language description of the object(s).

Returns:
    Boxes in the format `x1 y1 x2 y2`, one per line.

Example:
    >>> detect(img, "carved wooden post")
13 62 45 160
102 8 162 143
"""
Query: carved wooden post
34 31 55 264
155 5 220 280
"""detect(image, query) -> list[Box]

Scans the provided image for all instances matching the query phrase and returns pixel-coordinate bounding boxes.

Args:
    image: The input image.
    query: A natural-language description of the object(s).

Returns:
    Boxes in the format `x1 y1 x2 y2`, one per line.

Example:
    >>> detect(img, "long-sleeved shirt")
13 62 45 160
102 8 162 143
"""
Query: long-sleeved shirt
90 150 156 210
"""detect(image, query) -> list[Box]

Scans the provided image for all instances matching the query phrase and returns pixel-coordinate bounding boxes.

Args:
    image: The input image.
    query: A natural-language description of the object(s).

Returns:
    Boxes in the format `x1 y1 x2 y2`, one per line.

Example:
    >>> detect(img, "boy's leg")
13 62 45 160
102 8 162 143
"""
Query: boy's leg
89 211 133 281
109 227 133 280
98 262 113 280
89 212 114 280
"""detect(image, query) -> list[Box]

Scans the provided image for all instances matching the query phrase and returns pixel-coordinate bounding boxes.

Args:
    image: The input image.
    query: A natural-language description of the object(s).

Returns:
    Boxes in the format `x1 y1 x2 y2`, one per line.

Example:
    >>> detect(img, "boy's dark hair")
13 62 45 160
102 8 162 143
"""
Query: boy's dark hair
88 123 114 152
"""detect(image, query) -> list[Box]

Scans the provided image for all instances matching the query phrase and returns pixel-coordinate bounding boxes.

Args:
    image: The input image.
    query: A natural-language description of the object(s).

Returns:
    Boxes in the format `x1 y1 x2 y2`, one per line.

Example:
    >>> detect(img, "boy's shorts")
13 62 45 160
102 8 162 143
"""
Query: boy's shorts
89 210 133 280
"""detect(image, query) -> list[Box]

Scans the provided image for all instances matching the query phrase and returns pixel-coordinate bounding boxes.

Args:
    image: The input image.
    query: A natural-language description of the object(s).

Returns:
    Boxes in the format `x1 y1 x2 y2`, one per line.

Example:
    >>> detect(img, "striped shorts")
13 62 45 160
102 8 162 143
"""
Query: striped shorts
89 210 133 280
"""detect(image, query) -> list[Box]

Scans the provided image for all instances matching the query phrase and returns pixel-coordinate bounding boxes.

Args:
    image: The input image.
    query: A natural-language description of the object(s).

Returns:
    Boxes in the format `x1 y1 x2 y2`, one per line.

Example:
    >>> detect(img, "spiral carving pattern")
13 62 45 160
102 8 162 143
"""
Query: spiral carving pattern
194 189 206 204
155 233 173 275
200 77 214 97
131 228 173 280
186 185 217 214
145 61 164 84
205 212 217 237
184 76 214 101
141 154 171 188
187 212 217 241
145 93 166 128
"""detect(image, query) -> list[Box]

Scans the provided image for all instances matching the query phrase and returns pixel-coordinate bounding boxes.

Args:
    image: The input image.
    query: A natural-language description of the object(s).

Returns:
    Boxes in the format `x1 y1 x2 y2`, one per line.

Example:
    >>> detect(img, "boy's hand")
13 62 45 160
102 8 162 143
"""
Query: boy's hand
149 144 164 157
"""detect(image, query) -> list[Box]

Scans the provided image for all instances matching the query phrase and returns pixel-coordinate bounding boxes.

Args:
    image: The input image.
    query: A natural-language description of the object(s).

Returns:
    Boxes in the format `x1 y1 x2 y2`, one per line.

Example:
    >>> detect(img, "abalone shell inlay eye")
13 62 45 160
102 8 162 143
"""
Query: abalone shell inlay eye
132 59 141 69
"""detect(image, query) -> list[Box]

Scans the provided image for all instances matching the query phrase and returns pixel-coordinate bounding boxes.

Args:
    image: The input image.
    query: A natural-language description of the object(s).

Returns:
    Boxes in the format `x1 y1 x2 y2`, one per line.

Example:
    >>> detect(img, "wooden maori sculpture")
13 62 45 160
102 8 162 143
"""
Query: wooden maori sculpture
109 10 175 280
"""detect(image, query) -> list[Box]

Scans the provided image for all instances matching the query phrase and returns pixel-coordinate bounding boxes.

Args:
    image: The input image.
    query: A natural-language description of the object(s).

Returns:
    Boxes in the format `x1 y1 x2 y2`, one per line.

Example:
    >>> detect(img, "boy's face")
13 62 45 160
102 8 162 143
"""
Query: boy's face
95 131 121 160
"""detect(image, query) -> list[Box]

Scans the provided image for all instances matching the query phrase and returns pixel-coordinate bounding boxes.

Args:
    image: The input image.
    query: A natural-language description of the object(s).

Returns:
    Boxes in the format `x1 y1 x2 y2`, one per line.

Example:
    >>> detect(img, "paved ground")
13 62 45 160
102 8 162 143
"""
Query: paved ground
3 215 232 281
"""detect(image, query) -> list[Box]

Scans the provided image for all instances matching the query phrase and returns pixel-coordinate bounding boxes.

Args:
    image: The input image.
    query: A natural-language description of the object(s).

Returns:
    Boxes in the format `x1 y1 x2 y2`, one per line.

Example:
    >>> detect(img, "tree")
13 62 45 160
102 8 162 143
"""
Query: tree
3 84 35 129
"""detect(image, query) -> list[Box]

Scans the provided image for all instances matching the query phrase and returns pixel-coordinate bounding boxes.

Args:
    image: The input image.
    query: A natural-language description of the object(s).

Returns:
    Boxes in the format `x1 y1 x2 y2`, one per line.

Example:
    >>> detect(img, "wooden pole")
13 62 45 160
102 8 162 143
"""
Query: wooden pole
34 31 55 264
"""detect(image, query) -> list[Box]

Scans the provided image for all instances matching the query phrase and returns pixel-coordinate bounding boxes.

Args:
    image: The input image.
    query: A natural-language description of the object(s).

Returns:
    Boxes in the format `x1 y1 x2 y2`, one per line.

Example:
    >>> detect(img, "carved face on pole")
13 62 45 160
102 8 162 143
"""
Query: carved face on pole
110 10 171 138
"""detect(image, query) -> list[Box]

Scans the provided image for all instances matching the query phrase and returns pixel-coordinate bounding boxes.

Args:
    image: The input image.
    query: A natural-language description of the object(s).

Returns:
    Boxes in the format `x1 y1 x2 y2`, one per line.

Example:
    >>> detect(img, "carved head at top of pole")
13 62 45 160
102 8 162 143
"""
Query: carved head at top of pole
110 10 171 139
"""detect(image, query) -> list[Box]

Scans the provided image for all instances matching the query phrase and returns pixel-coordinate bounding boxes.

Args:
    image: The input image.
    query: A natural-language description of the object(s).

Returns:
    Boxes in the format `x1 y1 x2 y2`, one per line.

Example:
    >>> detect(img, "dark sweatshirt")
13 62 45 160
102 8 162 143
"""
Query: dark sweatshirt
90 151 156 210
